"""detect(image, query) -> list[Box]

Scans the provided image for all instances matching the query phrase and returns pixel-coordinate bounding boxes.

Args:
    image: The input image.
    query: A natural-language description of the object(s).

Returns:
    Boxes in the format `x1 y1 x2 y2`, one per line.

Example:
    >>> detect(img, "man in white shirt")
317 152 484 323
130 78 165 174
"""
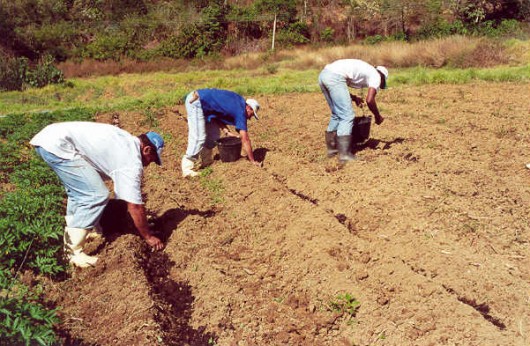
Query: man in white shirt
30 122 165 268
318 59 388 163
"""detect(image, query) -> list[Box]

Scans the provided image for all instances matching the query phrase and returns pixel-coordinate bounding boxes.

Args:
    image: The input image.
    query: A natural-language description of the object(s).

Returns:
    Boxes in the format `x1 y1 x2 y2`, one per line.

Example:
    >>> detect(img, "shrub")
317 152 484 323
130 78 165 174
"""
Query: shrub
415 20 468 40
320 27 335 43
25 55 65 88
0 55 64 91
0 57 29 92
158 3 227 59
475 19 523 38
83 33 131 61
275 22 310 48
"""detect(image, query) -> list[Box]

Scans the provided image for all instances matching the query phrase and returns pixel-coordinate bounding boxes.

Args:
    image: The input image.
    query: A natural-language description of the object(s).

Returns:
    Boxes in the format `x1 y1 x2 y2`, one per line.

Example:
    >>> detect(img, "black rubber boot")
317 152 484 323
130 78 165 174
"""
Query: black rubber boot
325 131 338 157
337 135 357 163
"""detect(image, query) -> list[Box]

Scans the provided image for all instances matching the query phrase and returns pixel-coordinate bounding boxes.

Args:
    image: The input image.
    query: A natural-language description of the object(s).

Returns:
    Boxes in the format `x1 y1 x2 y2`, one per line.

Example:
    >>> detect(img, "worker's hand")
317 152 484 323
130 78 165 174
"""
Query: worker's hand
375 115 385 125
226 132 240 138
251 160 263 168
350 94 364 108
145 235 164 251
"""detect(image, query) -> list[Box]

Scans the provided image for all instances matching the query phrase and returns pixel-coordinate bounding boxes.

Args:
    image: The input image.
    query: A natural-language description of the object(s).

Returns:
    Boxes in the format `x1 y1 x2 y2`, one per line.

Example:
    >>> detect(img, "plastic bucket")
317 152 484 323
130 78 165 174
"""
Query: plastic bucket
352 116 372 143
217 137 242 162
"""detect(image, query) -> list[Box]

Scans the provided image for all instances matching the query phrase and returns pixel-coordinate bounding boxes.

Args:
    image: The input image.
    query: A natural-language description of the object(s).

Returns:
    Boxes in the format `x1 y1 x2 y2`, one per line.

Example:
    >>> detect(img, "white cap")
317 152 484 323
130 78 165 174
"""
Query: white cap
246 99 260 120
375 66 389 87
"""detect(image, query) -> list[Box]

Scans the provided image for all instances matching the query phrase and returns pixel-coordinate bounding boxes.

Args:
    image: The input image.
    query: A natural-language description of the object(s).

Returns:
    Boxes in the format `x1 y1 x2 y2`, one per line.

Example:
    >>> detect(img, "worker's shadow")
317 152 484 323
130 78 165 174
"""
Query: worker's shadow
353 137 405 152
253 147 269 162
146 249 218 344
98 199 216 245
98 200 218 345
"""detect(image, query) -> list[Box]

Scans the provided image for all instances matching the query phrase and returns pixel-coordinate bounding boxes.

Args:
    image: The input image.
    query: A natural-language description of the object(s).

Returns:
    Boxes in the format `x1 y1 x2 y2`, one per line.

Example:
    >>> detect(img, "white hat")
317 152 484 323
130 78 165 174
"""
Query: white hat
375 66 389 88
246 99 260 120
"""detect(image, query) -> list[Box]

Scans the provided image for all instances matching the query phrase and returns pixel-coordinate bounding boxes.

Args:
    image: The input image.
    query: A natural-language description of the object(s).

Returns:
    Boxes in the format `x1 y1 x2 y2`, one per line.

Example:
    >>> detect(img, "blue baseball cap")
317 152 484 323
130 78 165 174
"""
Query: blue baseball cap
145 131 164 165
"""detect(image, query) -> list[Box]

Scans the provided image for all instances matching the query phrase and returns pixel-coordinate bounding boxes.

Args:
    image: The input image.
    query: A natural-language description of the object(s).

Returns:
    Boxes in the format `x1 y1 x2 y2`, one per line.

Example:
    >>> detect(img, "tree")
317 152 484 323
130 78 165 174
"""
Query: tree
254 0 298 49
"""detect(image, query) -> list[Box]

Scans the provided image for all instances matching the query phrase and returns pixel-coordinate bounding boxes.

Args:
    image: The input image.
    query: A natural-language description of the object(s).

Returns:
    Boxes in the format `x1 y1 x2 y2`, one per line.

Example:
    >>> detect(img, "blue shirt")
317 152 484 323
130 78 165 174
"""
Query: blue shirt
197 89 248 131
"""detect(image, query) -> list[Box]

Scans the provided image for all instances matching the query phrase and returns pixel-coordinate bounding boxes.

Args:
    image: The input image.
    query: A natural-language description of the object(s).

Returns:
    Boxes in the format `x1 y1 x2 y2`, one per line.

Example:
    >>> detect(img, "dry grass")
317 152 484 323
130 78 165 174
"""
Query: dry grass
58 58 191 78
58 36 529 78
270 36 517 70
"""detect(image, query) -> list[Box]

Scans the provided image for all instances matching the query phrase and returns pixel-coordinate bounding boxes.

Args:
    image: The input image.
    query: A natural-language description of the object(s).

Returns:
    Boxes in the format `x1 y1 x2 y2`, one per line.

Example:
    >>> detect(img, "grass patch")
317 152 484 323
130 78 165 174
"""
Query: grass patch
199 167 225 205
2 65 528 116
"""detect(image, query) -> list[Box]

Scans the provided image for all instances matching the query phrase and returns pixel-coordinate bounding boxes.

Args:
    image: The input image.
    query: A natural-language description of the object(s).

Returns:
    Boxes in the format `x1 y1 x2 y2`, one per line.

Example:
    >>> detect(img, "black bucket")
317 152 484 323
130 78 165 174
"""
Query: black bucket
352 116 372 144
217 137 242 162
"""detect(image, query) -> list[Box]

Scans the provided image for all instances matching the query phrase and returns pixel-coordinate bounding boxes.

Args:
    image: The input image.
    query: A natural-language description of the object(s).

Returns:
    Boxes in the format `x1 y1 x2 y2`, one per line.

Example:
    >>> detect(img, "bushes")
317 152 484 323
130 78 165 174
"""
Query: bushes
274 22 310 48
158 3 228 59
0 284 59 346
0 55 64 92
416 18 524 40
0 109 93 345
0 57 28 92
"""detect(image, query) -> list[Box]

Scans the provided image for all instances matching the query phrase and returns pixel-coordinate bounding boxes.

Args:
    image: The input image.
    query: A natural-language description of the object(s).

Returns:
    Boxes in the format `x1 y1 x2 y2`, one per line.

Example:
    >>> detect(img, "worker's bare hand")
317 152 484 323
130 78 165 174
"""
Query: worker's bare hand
226 132 240 138
146 235 164 251
375 115 385 125
350 94 364 108
252 161 263 168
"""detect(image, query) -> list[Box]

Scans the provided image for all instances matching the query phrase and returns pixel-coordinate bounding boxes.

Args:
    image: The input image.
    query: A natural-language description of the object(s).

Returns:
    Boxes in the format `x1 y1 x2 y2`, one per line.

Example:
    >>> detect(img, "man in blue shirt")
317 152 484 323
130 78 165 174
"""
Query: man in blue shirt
181 88 261 177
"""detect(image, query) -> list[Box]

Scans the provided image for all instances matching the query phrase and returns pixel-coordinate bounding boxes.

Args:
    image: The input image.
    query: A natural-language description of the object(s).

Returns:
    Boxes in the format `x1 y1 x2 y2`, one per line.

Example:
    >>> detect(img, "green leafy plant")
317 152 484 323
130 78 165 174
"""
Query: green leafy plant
141 108 160 128
0 284 59 346
0 109 92 344
320 27 335 43
327 293 360 318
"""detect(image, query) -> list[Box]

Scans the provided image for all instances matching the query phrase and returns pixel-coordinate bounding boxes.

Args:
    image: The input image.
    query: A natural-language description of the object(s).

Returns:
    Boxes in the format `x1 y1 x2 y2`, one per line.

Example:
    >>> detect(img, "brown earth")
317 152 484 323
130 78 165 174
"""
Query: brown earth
45 82 530 346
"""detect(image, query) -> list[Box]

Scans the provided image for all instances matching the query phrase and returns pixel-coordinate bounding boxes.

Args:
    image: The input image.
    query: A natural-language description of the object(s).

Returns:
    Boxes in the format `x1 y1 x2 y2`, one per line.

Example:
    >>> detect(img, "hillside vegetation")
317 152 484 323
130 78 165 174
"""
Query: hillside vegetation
1 0 528 63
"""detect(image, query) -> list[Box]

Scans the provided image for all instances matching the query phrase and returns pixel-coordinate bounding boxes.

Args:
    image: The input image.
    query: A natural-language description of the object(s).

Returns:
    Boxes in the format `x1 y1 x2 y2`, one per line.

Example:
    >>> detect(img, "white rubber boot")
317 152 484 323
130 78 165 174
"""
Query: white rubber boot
64 227 98 268
86 222 103 241
66 215 102 241
199 147 214 168
181 155 199 178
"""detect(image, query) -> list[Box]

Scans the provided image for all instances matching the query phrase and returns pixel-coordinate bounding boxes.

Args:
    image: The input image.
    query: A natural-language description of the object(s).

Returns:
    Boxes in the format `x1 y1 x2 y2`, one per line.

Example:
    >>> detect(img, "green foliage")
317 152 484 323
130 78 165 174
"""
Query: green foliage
0 57 29 92
265 63 279 74
2 64 529 117
0 108 93 344
474 19 523 38
254 0 298 23
83 32 132 61
158 3 228 59
0 55 64 92
417 17 523 40
275 22 310 48
416 19 468 39
158 26 203 59
0 0 528 63
199 167 225 205
327 293 360 317
25 21 79 61
363 34 385 45
320 27 335 43
226 5 262 40
25 55 65 89
0 284 59 346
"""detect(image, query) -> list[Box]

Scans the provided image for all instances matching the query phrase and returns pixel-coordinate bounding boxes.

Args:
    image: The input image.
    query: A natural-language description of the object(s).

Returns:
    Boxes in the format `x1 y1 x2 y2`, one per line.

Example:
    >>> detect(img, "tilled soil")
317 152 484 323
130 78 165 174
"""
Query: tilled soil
45 82 530 346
